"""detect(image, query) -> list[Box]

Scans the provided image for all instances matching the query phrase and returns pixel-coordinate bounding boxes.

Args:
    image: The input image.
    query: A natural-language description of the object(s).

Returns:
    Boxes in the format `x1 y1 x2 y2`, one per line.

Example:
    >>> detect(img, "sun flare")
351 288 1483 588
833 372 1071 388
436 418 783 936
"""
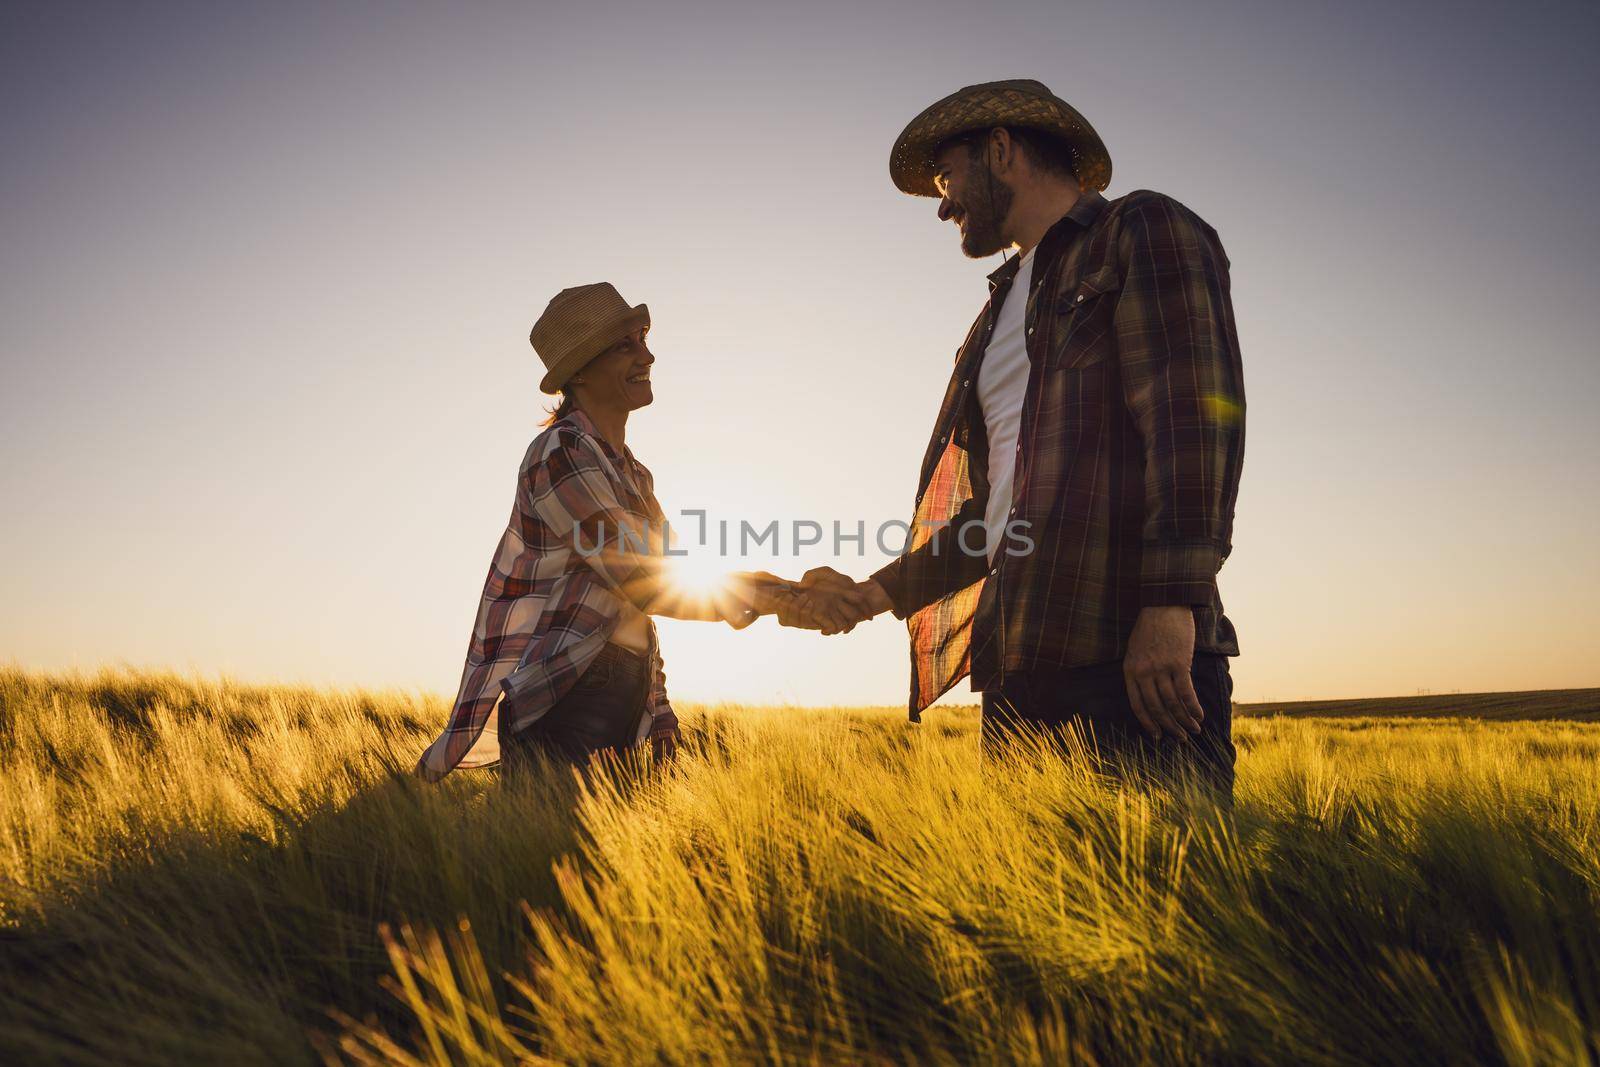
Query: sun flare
665 551 734 598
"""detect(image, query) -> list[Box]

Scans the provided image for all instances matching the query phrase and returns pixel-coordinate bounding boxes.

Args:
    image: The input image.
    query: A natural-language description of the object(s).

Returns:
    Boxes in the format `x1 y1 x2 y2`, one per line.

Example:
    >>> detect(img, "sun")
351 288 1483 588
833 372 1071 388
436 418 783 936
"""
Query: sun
664 550 734 598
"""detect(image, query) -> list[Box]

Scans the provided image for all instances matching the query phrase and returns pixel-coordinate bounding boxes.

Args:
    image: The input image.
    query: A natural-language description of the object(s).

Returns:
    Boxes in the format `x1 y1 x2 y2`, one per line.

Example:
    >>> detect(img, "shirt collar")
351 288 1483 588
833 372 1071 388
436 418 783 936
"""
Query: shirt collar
986 189 1107 292
562 407 636 467
564 406 600 439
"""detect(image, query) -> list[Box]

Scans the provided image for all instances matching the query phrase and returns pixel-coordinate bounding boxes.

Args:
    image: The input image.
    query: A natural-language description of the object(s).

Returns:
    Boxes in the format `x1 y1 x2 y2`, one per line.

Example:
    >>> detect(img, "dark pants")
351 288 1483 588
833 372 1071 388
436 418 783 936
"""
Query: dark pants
499 642 651 775
980 653 1236 799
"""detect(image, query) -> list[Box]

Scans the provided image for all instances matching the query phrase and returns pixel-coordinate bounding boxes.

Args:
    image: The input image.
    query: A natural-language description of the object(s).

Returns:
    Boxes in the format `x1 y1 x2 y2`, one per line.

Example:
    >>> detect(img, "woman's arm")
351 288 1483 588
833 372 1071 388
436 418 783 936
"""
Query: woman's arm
528 434 749 624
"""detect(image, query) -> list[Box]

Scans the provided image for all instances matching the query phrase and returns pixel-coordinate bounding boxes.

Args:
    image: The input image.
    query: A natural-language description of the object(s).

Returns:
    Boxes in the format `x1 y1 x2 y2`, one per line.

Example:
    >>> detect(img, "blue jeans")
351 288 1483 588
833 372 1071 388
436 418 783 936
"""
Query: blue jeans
980 653 1236 799
499 642 651 774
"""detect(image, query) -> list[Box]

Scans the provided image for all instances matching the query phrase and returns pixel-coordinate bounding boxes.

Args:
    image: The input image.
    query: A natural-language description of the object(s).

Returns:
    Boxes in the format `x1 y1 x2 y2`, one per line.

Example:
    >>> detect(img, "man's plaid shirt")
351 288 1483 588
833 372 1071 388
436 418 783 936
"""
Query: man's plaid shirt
415 409 677 781
871 189 1246 718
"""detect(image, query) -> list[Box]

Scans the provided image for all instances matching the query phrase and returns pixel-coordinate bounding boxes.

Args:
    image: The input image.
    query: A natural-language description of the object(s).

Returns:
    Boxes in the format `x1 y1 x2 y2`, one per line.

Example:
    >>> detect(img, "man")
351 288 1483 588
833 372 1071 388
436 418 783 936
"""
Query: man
805 80 1246 796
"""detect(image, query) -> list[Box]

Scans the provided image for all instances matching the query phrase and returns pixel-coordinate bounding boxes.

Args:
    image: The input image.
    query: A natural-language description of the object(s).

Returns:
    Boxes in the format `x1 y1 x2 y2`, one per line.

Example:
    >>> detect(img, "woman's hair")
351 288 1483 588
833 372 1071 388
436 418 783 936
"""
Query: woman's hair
542 392 576 427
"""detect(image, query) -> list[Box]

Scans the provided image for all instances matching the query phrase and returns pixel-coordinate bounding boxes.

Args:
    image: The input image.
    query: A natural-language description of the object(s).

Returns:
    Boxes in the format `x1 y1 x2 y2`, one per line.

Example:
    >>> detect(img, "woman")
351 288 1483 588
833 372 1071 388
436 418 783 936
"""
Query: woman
414 282 786 781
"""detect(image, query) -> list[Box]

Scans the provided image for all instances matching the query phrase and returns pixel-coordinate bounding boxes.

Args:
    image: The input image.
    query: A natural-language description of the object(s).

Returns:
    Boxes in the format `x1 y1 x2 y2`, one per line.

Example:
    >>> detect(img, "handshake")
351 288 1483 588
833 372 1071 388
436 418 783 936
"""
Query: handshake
719 568 893 635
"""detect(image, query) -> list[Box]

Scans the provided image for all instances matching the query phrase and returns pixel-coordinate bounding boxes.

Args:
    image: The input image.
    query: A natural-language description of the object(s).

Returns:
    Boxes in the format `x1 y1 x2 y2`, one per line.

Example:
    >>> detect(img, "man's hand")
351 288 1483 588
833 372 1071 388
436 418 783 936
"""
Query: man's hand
720 571 851 632
720 568 892 634
1123 605 1205 741
793 568 892 635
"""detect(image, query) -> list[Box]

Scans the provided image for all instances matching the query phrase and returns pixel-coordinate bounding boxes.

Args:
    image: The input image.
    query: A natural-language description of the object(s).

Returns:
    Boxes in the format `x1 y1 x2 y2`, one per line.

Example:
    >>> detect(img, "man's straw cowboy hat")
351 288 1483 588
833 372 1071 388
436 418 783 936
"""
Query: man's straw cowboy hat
530 282 650 394
889 79 1112 197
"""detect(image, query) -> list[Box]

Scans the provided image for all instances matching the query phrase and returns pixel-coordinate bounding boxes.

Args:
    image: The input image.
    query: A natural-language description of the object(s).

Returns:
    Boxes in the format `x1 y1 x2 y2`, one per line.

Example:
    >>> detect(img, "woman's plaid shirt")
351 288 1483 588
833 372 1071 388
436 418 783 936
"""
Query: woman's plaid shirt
415 409 677 781
871 189 1246 718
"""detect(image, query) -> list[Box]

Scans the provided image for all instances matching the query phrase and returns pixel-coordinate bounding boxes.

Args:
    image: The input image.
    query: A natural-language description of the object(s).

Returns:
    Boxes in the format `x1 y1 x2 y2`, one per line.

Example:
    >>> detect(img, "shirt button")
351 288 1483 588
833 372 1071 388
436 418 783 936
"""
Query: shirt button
1076 294 1085 303
990 567 998 575
1026 326 1034 335
962 379 970 387
940 435 948 444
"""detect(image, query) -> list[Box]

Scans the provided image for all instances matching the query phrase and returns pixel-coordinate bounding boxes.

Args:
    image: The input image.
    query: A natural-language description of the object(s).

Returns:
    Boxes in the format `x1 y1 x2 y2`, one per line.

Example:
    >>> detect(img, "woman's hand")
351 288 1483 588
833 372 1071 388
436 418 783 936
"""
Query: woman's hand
718 572 794 628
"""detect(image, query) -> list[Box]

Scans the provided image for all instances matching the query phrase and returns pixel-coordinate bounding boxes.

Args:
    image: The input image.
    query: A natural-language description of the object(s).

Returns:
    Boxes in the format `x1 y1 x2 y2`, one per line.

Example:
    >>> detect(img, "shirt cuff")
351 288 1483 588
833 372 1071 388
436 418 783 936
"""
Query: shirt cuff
1140 540 1221 607
868 558 911 620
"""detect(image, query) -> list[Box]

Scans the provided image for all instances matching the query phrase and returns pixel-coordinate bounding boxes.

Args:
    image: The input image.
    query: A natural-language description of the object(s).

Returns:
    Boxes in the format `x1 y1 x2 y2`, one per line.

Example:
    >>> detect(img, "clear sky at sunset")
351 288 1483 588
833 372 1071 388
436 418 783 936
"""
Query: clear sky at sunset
3 0 1597 707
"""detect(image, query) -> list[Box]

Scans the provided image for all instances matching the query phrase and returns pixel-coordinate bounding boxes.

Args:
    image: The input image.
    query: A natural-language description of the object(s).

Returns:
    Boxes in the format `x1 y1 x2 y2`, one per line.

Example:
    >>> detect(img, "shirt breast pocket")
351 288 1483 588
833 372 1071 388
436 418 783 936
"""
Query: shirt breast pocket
1045 265 1121 370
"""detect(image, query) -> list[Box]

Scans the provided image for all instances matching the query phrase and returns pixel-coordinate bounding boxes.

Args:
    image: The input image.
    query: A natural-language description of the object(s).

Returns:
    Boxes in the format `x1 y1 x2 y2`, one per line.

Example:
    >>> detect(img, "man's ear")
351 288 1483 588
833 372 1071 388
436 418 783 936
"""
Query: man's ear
991 127 1019 174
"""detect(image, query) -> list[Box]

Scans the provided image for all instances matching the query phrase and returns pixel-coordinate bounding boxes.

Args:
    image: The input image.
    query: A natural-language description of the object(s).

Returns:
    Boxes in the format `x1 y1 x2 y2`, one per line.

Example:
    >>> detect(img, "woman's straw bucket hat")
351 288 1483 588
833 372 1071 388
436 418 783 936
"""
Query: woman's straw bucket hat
530 283 650 394
889 79 1112 197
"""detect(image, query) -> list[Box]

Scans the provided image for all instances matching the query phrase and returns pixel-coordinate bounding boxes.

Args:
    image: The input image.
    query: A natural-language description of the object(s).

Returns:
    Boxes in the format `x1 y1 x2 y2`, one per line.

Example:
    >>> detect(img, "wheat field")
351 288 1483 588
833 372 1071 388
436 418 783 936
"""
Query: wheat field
2 666 1598 1066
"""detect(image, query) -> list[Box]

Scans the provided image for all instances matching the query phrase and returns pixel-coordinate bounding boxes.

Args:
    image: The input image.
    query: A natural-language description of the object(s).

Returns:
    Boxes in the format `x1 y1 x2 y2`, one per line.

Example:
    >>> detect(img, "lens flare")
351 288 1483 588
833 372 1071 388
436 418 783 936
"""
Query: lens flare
665 552 733 597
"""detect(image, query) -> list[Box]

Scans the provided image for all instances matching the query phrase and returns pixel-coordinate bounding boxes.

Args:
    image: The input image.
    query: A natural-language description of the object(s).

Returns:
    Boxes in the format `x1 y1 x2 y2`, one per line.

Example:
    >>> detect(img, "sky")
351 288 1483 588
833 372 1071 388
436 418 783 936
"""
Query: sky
2 0 1598 708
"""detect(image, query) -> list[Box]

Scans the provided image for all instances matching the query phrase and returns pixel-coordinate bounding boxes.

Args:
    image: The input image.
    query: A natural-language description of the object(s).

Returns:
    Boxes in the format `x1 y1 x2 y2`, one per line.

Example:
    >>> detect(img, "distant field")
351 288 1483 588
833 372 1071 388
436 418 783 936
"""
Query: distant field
3 666 1599 1065
1239 687 1600 721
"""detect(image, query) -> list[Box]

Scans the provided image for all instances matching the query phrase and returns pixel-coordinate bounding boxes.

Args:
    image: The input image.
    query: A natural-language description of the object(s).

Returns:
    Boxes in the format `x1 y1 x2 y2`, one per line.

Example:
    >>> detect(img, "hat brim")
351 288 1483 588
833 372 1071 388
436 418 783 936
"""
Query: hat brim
539 303 651 394
889 80 1112 197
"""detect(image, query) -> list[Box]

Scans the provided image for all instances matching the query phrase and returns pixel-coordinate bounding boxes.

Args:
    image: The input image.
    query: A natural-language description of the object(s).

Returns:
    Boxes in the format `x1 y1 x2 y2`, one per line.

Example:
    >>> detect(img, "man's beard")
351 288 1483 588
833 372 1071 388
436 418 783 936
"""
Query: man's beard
957 158 1013 258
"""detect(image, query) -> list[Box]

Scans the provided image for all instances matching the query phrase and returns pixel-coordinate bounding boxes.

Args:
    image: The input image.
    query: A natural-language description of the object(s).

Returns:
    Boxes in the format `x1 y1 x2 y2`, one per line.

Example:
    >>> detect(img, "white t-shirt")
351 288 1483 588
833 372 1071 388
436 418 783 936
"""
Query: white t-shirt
977 245 1036 563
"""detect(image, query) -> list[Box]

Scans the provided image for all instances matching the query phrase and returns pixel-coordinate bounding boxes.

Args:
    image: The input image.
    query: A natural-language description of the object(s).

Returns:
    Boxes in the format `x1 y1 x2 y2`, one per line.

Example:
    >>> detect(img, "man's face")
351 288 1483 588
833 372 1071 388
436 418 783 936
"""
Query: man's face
573 326 654 413
934 137 1014 258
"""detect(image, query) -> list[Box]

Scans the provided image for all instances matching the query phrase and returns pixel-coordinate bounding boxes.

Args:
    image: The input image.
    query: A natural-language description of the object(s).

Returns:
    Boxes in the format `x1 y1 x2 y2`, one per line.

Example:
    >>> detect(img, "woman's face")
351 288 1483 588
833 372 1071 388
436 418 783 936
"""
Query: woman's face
571 326 654 414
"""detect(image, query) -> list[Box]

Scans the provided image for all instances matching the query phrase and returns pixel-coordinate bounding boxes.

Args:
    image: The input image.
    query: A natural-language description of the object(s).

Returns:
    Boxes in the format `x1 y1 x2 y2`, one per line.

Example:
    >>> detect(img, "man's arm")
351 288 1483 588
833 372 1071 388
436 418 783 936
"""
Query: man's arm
867 490 991 619
1114 193 1244 606
1113 193 1246 739
796 491 989 633
793 473 992 633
